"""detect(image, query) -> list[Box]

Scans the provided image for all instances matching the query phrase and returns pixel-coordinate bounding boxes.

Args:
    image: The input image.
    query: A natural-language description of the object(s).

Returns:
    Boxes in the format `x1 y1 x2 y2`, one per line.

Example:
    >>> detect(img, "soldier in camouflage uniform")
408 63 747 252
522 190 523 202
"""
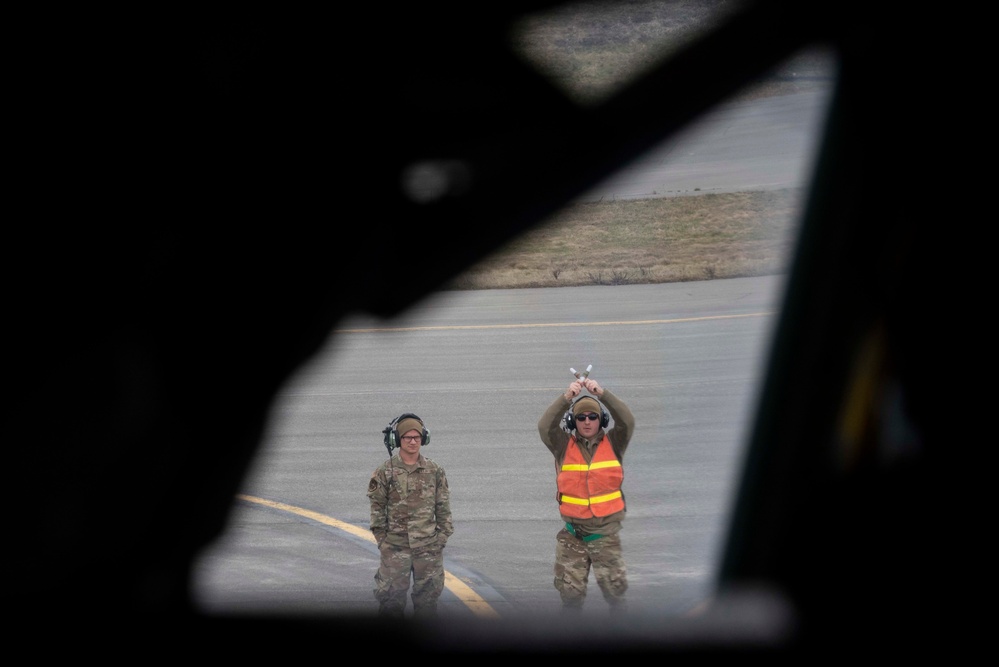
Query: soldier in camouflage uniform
368 413 453 618
538 376 636 612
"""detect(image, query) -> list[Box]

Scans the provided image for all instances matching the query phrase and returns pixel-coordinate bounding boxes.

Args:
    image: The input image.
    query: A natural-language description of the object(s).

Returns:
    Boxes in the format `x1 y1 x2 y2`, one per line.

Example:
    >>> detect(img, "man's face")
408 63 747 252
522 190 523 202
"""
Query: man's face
400 429 422 454
574 410 601 439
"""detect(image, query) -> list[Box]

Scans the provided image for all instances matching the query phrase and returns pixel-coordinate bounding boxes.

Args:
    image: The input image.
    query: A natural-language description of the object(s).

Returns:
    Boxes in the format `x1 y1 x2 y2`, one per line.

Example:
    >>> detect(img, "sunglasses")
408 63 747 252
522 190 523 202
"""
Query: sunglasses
575 412 600 422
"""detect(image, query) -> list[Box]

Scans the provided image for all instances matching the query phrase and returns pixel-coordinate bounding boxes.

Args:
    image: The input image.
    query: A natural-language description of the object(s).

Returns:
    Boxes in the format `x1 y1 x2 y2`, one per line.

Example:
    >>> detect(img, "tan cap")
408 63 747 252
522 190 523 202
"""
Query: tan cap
396 417 424 441
572 397 601 417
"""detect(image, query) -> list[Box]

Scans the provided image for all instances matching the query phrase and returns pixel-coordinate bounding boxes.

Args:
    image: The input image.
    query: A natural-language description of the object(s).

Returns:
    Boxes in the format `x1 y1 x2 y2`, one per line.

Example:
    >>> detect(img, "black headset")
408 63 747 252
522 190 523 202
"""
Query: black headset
562 397 610 431
382 412 430 451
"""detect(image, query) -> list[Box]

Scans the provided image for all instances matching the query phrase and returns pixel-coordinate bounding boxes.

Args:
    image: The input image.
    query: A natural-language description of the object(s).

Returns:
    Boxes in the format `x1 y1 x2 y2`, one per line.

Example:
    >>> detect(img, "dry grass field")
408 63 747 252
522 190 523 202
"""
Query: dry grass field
449 188 805 289
447 1 832 290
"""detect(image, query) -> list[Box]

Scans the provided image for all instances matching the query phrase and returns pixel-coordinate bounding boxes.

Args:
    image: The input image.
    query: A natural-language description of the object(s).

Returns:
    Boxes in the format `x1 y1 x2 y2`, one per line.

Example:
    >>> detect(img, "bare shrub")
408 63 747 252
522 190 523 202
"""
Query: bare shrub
609 270 630 285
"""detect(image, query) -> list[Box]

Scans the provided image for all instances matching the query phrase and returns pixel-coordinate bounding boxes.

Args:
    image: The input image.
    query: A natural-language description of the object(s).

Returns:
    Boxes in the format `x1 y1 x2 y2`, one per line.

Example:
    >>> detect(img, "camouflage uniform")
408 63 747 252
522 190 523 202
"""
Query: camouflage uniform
538 389 635 611
367 453 453 617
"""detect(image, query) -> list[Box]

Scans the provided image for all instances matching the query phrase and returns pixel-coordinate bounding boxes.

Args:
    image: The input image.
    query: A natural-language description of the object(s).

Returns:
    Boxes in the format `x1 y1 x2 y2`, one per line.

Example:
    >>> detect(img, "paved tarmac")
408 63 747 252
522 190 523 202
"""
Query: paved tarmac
193 274 788 621
578 88 831 201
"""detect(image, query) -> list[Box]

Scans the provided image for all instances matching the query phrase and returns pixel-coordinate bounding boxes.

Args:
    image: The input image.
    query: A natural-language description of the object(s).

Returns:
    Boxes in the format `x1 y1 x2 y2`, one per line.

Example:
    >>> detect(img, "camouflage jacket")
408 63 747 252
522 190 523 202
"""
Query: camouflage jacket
368 453 454 549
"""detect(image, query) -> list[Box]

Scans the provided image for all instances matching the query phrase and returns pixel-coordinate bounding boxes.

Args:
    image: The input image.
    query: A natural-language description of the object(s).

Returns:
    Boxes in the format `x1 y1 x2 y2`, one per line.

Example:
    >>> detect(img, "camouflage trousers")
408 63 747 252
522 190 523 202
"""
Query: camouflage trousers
374 542 445 617
554 525 628 610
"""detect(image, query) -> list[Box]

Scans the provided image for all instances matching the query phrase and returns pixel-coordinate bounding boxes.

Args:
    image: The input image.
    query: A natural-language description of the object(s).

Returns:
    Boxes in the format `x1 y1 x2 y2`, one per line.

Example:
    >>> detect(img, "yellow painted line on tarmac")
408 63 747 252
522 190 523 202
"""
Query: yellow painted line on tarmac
333 311 772 333
237 494 501 619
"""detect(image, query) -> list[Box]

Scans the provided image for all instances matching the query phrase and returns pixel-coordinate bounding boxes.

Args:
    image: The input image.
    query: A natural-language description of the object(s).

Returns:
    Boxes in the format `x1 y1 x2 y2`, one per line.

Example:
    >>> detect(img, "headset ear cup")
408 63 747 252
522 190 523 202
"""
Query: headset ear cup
601 408 609 428
563 410 573 431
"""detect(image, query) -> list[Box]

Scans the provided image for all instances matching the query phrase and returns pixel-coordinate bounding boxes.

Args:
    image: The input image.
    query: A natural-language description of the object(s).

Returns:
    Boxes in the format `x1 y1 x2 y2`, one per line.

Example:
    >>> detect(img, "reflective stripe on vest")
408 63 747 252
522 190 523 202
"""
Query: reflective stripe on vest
560 489 622 505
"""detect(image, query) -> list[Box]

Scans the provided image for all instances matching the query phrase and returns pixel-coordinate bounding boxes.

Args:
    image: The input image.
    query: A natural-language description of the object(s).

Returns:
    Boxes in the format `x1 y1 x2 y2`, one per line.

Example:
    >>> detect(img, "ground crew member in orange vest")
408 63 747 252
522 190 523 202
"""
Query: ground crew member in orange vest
538 374 636 612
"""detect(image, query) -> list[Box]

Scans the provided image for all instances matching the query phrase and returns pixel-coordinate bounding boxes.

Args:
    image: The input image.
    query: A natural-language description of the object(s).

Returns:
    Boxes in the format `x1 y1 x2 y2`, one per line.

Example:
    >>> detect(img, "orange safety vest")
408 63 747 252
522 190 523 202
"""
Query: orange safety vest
556 435 625 518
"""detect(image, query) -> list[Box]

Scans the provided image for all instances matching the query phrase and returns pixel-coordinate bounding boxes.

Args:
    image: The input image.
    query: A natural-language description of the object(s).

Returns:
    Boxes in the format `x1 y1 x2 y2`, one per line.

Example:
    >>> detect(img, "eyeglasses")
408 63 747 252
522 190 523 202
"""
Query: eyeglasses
400 435 422 443
575 412 600 422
